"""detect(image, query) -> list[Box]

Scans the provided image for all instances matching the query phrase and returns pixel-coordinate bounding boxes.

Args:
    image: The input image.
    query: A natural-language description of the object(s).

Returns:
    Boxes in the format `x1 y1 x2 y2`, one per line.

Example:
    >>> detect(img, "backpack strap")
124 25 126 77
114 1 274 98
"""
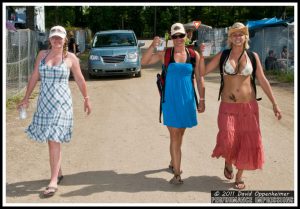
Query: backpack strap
187 47 196 68
164 47 173 68
245 49 262 101
218 49 231 100
186 48 199 108
217 49 262 101
159 64 168 123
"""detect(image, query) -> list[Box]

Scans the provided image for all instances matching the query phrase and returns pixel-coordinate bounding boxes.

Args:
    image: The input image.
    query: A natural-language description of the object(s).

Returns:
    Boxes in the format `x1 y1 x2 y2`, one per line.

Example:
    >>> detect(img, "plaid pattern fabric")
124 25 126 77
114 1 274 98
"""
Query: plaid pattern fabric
26 54 73 143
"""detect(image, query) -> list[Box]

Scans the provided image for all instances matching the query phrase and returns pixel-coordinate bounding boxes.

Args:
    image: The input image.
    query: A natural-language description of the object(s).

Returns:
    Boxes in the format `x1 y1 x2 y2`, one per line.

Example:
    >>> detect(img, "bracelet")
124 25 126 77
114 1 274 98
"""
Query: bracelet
199 98 205 101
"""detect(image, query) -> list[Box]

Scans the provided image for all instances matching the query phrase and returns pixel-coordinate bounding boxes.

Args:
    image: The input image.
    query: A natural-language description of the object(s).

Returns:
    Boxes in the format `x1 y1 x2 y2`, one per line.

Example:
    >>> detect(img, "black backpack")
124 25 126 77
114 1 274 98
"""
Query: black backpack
218 49 262 101
156 47 198 123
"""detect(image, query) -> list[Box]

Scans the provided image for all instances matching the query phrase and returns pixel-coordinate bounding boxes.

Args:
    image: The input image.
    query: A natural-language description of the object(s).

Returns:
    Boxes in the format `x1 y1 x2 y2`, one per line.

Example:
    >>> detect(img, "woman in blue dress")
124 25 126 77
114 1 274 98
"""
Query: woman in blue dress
17 25 92 197
142 23 206 184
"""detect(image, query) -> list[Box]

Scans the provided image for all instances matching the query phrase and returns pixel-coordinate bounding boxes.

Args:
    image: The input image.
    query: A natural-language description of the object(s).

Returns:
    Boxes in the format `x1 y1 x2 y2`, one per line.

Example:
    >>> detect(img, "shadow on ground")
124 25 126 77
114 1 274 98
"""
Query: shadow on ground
7 168 234 198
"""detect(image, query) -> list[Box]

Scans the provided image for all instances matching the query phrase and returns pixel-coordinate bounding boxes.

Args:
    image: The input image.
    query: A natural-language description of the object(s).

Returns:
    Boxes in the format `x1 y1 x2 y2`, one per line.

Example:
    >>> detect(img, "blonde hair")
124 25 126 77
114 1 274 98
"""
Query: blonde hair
227 22 250 49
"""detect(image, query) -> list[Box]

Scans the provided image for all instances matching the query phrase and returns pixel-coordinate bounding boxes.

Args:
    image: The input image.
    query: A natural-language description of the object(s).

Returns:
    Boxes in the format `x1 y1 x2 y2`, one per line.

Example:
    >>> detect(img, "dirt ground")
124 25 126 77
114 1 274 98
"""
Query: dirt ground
5 41 296 205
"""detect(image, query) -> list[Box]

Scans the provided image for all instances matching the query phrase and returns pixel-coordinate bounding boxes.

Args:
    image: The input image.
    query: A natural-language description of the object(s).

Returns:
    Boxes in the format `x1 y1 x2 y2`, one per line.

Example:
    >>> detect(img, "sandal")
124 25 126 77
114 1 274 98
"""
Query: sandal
42 186 58 198
169 174 183 185
224 163 234 180
57 175 64 185
234 181 246 190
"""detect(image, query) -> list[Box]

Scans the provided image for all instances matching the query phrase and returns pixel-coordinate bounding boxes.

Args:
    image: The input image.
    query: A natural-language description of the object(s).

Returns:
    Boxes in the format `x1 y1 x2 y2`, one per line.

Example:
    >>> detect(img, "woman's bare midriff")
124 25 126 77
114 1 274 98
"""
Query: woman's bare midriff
221 75 256 103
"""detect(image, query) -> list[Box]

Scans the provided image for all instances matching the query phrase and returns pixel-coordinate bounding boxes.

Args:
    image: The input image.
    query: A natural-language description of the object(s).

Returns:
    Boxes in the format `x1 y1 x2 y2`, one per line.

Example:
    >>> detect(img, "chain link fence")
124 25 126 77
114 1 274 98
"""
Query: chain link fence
5 25 293 99
6 29 38 99
6 28 87 99
196 24 294 71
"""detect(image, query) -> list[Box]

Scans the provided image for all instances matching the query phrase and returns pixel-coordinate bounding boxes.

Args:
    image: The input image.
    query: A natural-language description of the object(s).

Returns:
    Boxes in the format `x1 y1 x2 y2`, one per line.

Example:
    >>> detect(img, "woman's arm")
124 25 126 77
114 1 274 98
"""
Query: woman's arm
17 50 44 109
254 52 282 120
194 51 205 113
202 52 222 76
69 53 92 115
141 36 164 65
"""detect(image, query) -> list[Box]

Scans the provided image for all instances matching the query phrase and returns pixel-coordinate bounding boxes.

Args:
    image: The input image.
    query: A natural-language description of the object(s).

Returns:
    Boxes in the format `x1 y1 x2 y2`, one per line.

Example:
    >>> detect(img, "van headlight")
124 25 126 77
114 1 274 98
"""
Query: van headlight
127 52 138 62
89 55 100 61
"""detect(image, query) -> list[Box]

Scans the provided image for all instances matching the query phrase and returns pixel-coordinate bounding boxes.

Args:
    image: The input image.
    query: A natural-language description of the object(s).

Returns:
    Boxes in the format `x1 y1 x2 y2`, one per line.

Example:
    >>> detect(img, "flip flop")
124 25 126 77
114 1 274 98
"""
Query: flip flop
224 163 234 180
234 181 246 190
169 175 184 185
43 186 58 198
57 175 64 185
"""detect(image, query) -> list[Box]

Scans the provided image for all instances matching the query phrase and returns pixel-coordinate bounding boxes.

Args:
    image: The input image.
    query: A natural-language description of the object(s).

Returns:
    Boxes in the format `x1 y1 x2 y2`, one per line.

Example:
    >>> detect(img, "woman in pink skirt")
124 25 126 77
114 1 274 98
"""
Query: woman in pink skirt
200 22 282 189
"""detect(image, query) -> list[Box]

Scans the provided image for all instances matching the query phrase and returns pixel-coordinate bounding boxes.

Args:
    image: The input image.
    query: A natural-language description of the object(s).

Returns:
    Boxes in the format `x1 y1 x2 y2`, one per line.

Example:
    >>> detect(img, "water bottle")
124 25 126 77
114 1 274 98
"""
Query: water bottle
19 106 27 120
156 38 165 51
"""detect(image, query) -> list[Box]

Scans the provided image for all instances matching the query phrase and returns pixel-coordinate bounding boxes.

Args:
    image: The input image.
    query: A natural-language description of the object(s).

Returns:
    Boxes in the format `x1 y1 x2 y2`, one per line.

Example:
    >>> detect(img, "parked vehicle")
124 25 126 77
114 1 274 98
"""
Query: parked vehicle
88 30 145 78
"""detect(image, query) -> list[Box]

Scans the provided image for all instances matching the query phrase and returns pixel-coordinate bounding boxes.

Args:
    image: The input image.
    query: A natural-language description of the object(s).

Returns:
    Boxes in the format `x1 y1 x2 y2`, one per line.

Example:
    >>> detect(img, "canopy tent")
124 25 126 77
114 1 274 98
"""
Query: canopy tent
246 17 293 30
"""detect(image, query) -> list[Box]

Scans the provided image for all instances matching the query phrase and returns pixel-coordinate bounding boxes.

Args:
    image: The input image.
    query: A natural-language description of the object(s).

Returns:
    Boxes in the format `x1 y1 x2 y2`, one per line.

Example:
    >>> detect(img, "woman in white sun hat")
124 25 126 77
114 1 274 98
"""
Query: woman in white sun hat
18 25 92 197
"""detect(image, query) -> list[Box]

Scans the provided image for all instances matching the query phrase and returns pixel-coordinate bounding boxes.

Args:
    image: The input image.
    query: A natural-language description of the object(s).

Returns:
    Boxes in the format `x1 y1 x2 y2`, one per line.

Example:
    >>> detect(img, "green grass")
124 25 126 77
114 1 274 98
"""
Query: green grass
78 50 89 62
6 94 23 110
6 91 39 110
265 69 294 83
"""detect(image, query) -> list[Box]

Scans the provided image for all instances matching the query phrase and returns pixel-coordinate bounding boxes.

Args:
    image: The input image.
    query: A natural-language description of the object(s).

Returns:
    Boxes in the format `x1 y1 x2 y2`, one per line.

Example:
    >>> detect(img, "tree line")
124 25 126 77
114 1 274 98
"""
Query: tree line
43 6 293 38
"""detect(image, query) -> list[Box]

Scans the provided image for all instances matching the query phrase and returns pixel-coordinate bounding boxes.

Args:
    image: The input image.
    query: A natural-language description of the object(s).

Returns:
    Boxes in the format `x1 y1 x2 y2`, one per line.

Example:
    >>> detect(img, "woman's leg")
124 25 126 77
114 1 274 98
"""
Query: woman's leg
168 127 186 175
235 169 245 189
47 140 62 188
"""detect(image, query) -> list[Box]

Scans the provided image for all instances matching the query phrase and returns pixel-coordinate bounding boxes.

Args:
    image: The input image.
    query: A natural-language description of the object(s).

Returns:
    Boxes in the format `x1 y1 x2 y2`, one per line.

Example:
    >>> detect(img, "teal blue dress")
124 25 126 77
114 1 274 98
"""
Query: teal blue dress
162 62 197 128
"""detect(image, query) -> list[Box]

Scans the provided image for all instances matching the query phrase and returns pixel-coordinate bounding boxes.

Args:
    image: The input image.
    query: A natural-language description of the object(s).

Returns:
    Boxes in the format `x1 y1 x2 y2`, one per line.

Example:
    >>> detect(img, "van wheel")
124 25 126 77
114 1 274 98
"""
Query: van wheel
135 71 141 77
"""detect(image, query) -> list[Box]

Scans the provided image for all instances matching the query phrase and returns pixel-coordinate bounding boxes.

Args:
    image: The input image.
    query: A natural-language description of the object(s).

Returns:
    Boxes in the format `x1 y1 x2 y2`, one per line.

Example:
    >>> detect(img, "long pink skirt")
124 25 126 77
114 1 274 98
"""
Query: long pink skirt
211 100 264 170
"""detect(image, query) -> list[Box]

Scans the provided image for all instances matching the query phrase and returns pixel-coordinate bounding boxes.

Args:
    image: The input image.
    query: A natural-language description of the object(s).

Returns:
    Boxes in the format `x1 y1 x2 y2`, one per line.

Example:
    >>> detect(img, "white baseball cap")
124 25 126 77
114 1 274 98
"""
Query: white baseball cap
49 25 67 39
171 23 186 36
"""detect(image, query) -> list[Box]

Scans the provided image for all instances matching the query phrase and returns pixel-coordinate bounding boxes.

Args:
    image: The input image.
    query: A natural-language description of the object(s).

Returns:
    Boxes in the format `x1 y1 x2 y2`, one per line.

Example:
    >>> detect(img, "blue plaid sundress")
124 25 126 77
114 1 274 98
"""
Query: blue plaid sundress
25 51 73 143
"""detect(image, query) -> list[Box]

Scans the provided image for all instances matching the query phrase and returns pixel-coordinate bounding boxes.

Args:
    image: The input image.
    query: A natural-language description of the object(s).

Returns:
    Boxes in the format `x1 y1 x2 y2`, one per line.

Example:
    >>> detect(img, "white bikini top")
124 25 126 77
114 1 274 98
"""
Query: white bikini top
224 52 253 76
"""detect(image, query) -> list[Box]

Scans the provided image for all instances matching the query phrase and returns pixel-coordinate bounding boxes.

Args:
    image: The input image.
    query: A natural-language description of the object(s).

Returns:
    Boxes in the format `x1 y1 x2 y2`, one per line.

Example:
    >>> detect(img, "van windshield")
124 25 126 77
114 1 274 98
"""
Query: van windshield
92 33 136 48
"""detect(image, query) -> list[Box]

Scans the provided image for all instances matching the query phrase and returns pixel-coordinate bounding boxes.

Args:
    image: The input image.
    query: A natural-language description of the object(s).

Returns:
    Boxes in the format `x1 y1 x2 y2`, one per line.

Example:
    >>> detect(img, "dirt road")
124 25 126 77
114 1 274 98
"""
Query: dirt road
5 42 295 204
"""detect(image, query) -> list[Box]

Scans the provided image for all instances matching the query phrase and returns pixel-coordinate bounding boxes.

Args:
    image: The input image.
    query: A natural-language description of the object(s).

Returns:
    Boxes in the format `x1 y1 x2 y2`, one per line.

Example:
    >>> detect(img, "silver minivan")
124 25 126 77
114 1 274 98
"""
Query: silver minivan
88 30 145 78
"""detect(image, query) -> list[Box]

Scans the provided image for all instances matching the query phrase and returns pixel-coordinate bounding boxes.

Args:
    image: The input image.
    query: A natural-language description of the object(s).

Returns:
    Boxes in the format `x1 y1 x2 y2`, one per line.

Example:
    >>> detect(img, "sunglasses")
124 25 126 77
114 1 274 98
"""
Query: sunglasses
171 34 185 39
50 28 66 34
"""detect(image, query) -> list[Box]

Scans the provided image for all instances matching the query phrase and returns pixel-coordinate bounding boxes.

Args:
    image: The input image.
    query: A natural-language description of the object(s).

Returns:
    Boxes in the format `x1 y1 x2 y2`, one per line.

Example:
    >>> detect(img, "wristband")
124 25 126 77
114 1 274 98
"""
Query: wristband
200 98 205 101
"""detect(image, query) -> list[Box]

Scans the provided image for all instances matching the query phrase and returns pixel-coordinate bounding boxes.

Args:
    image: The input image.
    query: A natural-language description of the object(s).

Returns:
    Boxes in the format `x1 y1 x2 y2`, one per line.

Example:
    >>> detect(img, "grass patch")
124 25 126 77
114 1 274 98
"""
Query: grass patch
78 50 90 62
6 94 23 110
265 69 294 83
6 90 39 110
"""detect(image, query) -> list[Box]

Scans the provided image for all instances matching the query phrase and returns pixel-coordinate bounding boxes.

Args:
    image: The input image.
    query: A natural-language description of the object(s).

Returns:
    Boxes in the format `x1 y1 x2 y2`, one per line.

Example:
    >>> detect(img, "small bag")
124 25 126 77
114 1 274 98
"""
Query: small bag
156 65 167 123
156 65 167 97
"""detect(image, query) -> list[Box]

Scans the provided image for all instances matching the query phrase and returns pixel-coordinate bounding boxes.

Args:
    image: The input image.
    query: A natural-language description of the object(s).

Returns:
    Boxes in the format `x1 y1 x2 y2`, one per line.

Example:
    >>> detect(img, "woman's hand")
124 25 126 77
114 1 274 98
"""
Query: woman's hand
199 43 206 56
17 99 29 110
197 100 205 113
151 36 161 48
273 104 282 120
84 98 92 115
